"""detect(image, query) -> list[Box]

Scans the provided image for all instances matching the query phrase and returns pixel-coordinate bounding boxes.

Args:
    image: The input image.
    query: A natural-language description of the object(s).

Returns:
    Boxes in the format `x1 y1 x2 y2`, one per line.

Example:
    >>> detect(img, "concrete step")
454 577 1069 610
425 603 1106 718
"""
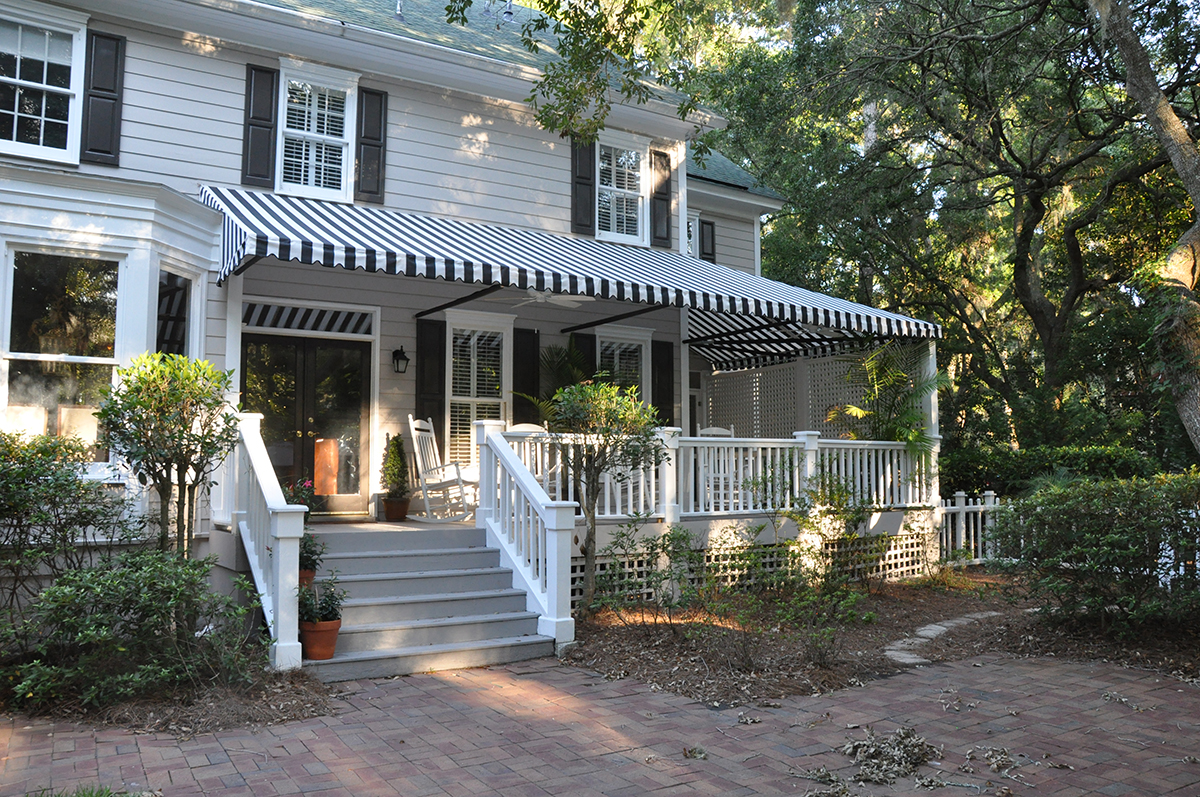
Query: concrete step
312 527 485 554
304 634 555 682
322 546 500 575
335 611 541 653
319 567 514 599
340 588 529 624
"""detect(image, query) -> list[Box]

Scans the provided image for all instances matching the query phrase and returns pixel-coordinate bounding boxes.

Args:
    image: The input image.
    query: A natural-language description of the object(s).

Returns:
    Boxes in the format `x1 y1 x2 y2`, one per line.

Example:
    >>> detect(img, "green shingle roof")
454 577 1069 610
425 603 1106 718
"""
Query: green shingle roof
252 0 560 69
686 145 784 201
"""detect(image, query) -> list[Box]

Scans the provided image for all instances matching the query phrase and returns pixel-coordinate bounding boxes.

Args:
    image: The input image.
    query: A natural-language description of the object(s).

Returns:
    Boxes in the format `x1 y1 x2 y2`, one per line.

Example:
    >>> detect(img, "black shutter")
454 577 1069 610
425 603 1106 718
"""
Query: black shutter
651 340 674 426
650 150 672 248
699 219 716 263
570 333 597 377
570 138 596 236
355 88 387 203
415 319 446 450
242 64 279 187
513 327 541 424
80 31 125 165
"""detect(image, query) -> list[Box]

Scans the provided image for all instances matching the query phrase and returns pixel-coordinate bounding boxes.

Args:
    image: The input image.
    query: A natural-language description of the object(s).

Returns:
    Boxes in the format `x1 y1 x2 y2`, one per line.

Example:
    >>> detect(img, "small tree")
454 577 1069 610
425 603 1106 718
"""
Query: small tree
381 432 411 500
98 353 239 556
543 379 665 611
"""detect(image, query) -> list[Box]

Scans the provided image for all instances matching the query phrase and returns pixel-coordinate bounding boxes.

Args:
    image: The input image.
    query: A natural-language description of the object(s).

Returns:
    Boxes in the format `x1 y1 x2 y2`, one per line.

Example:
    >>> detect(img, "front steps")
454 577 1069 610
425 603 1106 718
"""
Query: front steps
302 525 554 682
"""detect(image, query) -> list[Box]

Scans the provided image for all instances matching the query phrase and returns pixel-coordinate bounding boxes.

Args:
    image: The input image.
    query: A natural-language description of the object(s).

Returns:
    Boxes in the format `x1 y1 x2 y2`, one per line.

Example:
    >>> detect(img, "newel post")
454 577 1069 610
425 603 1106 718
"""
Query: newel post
793 431 821 496
475 420 505 530
541 500 578 649
270 504 306 670
657 427 681 524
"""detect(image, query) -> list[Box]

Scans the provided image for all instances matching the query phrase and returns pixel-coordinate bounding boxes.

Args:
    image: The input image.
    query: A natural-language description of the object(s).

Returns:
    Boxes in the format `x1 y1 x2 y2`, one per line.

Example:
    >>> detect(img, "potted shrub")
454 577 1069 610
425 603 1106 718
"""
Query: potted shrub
298 532 326 587
298 573 346 661
380 432 411 521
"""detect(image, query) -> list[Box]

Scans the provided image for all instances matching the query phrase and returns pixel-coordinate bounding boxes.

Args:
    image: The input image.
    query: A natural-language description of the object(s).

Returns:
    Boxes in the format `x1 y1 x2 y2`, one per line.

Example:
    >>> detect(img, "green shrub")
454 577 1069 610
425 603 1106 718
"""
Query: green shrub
0 433 146 629
3 550 265 709
940 444 1159 497
991 472 1200 632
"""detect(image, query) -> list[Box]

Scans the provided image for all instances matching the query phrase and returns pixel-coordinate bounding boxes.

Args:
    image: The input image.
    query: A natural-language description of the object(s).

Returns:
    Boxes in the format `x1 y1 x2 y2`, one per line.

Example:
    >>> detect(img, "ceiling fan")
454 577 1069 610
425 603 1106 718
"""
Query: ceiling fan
486 288 598 309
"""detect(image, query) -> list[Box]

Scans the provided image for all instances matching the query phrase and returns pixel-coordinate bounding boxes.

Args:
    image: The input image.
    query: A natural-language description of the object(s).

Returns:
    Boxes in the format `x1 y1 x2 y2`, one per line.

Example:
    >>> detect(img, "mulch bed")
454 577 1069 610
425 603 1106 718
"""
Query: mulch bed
562 570 1029 706
44 669 336 739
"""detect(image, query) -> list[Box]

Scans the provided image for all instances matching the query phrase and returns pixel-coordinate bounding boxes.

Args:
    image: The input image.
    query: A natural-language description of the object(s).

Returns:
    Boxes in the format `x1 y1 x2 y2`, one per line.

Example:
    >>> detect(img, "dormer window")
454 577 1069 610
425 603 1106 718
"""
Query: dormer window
275 60 357 202
0 1 87 165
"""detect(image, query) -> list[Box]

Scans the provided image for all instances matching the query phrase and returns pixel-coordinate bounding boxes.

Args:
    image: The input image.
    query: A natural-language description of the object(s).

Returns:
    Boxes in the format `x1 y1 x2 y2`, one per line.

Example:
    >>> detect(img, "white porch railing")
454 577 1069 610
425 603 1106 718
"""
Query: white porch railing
939 490 999 564
503 428 933 520
475 421 577 645
232 414 307 670
815 439 934 508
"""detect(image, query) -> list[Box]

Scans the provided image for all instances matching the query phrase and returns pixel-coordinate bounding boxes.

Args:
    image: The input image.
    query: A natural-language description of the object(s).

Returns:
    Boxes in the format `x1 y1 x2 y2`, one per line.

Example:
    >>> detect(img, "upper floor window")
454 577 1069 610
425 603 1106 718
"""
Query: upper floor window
0 1 87 165
276 60 357 202
596 134 650 246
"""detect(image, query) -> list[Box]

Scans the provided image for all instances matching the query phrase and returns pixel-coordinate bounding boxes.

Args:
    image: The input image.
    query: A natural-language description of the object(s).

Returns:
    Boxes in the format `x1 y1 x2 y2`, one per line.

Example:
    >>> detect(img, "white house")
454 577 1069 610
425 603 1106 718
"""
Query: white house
0 0 942 676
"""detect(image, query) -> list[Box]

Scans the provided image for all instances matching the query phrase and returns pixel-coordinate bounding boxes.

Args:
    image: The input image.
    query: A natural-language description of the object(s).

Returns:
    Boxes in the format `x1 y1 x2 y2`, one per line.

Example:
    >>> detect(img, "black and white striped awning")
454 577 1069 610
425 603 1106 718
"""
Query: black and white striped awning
201 186 939 369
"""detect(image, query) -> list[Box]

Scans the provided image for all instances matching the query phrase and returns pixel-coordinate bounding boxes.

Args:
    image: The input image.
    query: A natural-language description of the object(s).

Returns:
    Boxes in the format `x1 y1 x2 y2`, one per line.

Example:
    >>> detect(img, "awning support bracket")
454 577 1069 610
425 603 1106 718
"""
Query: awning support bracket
560 303 669 334
414 284 505 319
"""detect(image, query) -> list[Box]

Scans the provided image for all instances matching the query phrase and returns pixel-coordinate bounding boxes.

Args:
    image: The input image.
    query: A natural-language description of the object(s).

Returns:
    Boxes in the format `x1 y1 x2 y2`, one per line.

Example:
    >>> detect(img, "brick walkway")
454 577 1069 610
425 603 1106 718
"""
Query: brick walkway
2 654 1198 796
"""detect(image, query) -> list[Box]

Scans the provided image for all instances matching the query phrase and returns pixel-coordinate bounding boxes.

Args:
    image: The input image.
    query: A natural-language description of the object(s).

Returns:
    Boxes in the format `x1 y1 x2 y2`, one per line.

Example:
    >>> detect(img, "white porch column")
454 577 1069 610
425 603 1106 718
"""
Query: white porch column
921 339 941 503
657 427 681 524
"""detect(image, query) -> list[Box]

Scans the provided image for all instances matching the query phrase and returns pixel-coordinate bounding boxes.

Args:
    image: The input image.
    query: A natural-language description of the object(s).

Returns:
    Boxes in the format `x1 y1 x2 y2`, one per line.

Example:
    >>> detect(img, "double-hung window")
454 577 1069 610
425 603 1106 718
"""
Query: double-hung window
444 310 513 466
0 1 86 165
276 60 357 202
596 324 653 399
596 134 650 246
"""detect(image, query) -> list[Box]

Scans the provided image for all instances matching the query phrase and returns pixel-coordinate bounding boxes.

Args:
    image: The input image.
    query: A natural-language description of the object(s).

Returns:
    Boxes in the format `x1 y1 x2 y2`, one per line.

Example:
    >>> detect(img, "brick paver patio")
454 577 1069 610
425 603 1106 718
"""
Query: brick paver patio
1 654 1197 796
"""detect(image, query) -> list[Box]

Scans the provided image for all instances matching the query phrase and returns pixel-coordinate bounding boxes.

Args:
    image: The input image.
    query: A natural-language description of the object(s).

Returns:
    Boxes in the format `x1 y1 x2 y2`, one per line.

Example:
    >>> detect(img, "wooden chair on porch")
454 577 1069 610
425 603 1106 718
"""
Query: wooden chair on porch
407 415 478 522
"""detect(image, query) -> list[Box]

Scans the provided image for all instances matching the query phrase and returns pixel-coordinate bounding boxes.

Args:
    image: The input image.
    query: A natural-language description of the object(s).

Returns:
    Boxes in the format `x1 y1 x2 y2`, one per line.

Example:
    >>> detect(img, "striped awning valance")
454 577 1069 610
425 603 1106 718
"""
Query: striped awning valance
201 186 939 369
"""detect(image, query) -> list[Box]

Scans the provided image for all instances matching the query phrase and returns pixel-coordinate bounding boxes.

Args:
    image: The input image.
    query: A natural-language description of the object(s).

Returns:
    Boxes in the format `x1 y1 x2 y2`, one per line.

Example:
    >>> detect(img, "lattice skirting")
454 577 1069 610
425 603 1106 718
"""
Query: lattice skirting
570 522 938 609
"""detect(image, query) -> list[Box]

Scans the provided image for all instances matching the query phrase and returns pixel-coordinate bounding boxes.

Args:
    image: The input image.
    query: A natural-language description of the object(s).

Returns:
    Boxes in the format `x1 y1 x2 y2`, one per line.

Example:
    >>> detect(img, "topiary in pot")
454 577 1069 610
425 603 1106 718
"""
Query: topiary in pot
380 432 411 521
298 573 346 661
298 532 326 587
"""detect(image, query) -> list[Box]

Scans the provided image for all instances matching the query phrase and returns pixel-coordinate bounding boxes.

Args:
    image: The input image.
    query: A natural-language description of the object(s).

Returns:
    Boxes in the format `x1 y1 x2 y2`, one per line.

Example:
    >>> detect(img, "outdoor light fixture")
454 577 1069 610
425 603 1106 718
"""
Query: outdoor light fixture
501 0 514 23
394 0 404 22
392 347 410 374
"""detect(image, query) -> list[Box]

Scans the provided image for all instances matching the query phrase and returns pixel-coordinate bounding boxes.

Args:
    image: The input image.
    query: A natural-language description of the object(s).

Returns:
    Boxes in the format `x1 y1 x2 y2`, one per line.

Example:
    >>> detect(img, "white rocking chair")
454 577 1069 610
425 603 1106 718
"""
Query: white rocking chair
406 415 477 522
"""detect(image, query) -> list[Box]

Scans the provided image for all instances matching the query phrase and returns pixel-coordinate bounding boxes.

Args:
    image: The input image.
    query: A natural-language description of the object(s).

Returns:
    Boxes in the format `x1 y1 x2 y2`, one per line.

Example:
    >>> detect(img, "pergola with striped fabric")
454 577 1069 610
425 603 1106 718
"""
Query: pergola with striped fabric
201 186 940 370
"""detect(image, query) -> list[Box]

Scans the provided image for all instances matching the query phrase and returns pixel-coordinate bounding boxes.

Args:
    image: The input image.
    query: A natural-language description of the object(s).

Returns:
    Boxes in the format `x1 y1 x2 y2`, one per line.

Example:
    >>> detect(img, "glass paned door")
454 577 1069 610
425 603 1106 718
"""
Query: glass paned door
448 328 504 464
242 334 370 514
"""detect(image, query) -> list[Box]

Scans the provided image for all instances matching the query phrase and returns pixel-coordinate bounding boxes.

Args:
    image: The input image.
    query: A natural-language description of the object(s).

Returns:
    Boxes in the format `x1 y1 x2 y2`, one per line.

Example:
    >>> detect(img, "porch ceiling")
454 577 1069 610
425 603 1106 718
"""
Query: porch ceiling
201 186 940 370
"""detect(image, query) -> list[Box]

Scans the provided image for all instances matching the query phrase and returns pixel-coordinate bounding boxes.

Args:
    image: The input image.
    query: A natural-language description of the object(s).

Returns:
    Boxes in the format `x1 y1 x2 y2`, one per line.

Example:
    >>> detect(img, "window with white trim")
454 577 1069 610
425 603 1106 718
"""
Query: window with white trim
0 1 87 165
2 250 118 459
596 324 653 399
276 60 357 202
596 134 650 245
445 310 513 466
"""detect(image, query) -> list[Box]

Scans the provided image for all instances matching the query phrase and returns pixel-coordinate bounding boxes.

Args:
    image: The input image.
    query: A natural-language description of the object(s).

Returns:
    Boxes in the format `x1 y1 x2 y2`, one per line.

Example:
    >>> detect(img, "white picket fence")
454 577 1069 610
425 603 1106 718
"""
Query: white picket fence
939 490 1000 564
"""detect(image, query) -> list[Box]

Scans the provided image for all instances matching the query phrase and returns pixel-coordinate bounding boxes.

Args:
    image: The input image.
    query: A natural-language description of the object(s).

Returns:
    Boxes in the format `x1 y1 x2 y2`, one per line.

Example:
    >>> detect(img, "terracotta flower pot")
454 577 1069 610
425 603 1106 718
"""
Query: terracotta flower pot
299 569 316 588
382 497 410 521
299 618 341 660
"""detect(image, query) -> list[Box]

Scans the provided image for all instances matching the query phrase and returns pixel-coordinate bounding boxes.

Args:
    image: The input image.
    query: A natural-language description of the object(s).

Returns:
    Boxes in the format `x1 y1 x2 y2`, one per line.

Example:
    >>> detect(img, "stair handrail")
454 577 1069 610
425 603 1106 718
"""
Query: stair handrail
475 420 577 646
233 413 306 670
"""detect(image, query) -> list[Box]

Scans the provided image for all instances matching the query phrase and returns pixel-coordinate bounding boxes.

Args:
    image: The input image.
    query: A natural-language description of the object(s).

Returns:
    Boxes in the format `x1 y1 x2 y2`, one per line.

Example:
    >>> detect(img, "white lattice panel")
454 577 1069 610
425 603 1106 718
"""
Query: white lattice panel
807 355 867 438
708 361 798 437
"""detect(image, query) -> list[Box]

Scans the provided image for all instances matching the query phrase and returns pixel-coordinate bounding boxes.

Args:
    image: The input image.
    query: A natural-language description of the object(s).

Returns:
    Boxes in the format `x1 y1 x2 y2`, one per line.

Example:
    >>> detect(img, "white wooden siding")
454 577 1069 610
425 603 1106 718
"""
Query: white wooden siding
701 211 758 275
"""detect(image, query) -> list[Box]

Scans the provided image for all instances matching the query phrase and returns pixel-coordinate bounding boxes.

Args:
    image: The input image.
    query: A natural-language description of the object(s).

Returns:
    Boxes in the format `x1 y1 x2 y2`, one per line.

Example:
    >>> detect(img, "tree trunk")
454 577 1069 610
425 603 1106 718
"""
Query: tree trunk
1102 1 1200 453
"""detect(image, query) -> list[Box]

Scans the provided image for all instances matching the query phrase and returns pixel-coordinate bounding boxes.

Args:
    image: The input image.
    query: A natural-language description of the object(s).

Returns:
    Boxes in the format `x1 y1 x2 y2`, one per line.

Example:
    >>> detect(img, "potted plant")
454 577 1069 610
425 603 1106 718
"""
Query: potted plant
298 532 326 587
298 573 346 661
380 432 411 521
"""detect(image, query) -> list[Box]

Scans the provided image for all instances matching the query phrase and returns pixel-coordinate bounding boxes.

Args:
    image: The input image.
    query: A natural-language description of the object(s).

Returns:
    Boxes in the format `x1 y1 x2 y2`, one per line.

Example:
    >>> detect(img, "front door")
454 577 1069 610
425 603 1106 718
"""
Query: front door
242 334 371 514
